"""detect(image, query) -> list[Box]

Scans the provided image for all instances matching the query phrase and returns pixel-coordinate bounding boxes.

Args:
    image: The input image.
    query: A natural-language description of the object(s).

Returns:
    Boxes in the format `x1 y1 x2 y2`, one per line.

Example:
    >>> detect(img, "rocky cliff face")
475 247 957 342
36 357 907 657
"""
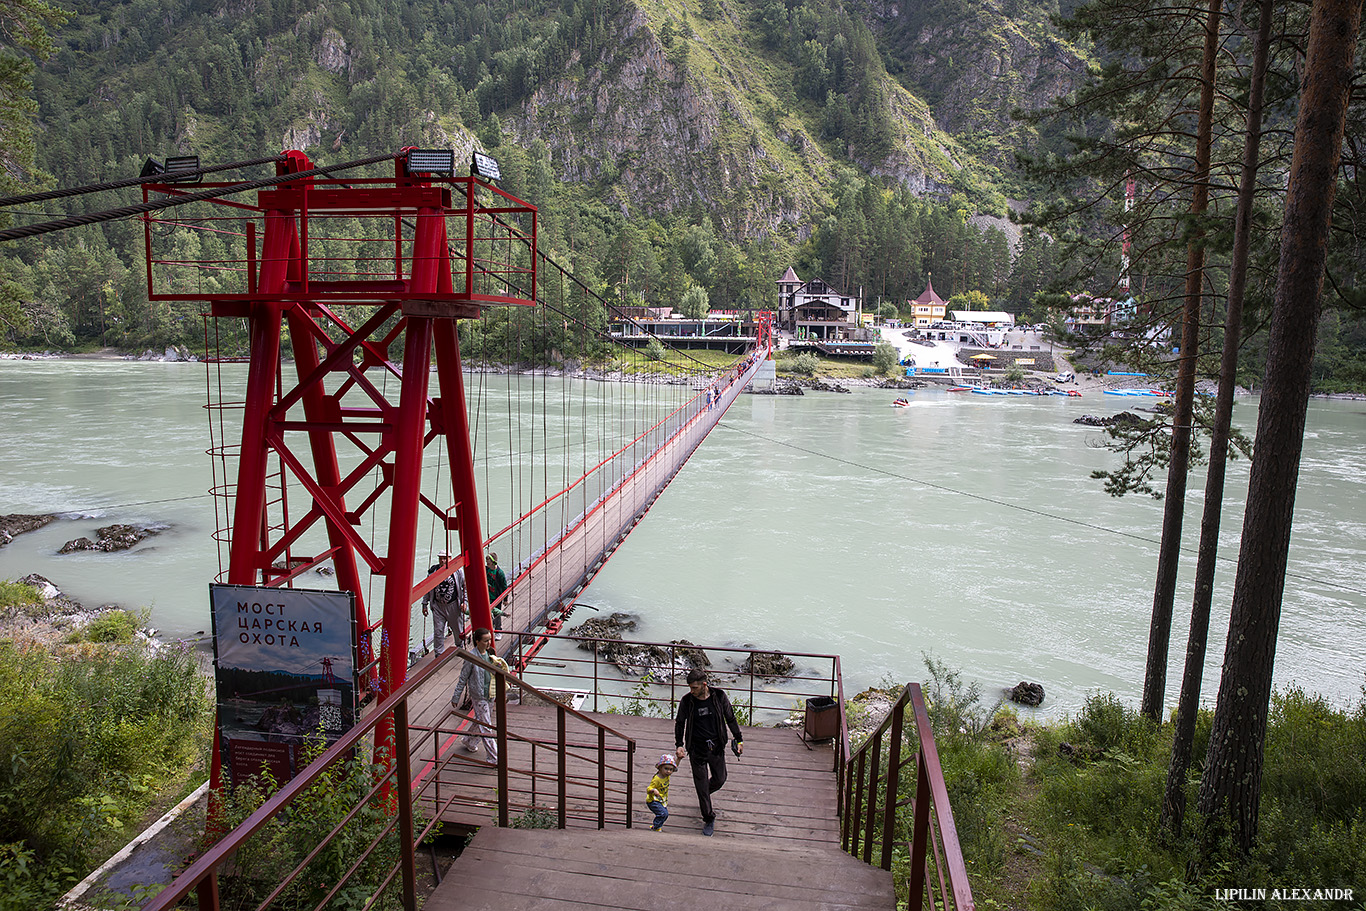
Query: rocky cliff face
507 4 964 236
509 6 804 235
852 0 1086 159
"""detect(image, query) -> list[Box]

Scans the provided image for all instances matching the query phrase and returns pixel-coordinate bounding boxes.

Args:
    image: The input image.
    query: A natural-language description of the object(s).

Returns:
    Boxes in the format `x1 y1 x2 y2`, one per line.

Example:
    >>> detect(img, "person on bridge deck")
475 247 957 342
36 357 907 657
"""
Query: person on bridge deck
449 628 508 762
485 552 508 638
646 753 677 831
674 669 743 836
421 551 466 652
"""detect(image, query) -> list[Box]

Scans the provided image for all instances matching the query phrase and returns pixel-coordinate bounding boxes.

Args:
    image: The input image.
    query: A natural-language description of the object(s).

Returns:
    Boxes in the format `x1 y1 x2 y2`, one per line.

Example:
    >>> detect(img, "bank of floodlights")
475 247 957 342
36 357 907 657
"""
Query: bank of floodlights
140 155 202 183
404 148 456 177
471 151 501 182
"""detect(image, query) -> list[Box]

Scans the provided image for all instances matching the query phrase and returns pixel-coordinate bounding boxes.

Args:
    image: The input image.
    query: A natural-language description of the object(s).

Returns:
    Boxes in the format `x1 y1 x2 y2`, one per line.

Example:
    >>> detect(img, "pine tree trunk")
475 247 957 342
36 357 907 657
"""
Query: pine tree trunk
1139 0 1221 722
1196 0 1363 852
1159 0 1273 838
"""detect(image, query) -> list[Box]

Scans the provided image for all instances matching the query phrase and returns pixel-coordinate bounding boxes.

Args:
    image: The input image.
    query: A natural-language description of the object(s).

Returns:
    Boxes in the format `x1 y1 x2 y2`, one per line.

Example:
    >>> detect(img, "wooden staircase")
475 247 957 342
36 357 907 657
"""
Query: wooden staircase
408 692 895 910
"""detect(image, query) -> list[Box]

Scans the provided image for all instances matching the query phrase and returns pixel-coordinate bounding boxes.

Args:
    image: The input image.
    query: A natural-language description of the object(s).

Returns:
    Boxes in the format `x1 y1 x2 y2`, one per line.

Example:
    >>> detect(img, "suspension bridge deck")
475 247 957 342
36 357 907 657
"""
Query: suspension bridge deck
406 655 894 910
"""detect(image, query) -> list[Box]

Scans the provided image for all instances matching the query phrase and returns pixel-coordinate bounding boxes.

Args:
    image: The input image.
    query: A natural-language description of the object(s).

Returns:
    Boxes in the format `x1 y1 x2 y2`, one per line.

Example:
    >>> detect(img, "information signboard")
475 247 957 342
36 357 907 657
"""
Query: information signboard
209 584 358 786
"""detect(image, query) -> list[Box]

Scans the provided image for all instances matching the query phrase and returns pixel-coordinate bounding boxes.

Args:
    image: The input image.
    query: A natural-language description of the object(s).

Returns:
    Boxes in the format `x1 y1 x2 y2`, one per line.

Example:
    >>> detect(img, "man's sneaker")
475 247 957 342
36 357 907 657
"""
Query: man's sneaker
702 819 714 836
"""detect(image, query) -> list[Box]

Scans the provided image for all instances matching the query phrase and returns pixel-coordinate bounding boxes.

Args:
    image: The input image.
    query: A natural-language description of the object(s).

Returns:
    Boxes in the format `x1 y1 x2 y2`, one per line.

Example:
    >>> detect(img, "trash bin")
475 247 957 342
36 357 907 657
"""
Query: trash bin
803 695 840 743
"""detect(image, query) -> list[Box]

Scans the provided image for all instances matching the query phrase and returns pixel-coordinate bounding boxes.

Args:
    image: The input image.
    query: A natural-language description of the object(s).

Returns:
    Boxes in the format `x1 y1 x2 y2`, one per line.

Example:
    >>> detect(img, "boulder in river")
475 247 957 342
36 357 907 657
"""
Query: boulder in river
568 613 710 678
751 381 803 396
739 650 796 679
1008 681 1046 707
0 513 57 548
1073 412 1149 429
59 523 161 553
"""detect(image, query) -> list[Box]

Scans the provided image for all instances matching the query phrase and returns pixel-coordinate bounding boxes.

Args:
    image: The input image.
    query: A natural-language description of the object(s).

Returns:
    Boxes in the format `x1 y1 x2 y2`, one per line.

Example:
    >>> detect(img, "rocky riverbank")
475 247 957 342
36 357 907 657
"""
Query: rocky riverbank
0 572 133 648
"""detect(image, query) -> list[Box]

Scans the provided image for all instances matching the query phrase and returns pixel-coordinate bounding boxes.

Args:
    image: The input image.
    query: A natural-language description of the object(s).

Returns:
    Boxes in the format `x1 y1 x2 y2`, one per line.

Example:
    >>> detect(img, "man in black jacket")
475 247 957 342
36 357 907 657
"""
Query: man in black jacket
674 669 744 836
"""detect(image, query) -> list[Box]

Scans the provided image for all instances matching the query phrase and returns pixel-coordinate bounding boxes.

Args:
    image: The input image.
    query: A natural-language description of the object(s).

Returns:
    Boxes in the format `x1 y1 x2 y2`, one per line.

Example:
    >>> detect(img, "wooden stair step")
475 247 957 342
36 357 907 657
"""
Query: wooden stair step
430 826 895 911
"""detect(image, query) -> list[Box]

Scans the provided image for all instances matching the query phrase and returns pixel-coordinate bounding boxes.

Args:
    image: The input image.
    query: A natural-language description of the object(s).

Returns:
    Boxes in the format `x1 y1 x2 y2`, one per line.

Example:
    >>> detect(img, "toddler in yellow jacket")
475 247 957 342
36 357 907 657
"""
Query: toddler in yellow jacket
646 753 676 831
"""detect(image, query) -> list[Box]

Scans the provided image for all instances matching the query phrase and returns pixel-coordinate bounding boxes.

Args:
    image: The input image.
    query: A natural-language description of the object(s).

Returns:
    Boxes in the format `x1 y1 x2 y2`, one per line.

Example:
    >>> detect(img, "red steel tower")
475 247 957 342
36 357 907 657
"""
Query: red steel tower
142 148 537 790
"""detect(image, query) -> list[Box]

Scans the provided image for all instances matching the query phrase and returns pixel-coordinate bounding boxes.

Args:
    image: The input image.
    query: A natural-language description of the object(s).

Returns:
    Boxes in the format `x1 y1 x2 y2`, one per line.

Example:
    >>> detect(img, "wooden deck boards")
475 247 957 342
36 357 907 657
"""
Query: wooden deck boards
406 666 891 910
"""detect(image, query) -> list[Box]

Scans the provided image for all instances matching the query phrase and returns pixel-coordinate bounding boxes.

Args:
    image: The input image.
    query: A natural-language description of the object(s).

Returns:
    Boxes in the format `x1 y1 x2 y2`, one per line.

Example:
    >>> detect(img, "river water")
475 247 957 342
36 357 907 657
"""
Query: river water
2 359 1363 717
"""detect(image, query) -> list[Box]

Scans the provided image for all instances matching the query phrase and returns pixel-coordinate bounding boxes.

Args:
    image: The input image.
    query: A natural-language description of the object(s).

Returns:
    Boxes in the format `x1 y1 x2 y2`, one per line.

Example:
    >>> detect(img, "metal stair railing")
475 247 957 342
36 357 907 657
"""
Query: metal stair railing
837 682 975 911
140 645 635 911
412 647 638 831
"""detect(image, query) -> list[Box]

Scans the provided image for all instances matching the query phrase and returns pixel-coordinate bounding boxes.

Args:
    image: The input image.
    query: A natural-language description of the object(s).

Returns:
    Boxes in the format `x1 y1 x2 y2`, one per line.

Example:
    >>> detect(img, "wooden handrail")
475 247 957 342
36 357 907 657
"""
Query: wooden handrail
838 682 975 911
142 649 452 911
143 642 637 911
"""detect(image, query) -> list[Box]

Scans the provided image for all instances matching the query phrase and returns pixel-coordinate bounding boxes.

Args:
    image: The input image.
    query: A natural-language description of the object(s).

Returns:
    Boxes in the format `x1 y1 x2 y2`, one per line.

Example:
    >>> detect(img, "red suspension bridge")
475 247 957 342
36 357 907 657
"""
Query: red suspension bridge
3 149 971 910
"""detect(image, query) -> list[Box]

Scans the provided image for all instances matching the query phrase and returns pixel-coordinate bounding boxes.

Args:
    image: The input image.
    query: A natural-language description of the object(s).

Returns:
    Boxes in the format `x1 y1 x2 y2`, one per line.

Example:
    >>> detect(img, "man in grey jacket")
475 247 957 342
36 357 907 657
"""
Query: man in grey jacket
421 551 466 652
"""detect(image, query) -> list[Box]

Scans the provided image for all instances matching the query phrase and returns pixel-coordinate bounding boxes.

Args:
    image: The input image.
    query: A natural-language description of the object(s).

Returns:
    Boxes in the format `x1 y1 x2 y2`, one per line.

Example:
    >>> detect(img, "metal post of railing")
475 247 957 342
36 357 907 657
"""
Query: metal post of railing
393 698 418 911
557 705 568 829
496 673 509 828
668 643 677 715
195 872 220 911
863 727 883 865
669 647 678 714
748 655 755 717
851 751 867 857
597 726 607 829
625 739 636 828
908 750 932 910
837 747 848 829
880 696 906 872
530 741 538 809
593 639 600 712
421 717 437 821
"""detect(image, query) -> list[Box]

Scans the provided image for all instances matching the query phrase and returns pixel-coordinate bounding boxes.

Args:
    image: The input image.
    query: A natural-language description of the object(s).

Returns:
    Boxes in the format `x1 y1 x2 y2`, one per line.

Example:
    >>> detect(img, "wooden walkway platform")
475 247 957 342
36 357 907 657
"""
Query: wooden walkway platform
405 655 894 909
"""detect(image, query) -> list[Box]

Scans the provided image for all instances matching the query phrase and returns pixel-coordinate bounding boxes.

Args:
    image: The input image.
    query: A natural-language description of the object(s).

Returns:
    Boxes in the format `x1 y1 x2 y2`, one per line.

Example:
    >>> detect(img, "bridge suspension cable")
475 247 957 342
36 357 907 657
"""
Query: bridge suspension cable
0 154 288 208
0 151 398 242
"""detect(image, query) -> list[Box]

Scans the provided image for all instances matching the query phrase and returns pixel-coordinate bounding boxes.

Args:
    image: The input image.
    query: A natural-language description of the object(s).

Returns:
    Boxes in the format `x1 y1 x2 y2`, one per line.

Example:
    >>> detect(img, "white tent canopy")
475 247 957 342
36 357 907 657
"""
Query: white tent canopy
949 310 1015 326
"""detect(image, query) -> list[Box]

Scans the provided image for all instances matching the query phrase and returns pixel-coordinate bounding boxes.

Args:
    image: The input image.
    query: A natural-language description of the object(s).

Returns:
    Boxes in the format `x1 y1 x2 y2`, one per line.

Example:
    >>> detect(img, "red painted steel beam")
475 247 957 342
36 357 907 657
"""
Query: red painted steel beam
373 317 433 758
434 319 493 636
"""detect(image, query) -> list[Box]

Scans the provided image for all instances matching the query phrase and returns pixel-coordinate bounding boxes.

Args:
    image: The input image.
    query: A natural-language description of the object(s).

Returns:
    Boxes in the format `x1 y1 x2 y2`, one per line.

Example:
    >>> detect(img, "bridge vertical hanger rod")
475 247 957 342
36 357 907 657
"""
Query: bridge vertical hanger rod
227 208 298 584
434 321 494 634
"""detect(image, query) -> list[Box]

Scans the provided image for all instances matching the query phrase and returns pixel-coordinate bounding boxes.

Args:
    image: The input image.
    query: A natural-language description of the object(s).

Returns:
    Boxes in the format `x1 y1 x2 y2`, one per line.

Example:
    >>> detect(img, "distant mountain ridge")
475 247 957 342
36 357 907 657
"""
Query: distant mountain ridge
32 0 1085 235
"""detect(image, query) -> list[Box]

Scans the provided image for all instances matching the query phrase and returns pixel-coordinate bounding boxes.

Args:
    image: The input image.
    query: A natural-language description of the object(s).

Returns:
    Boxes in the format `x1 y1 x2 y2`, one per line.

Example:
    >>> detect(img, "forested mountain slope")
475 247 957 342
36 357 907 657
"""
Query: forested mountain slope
32 0 1083 230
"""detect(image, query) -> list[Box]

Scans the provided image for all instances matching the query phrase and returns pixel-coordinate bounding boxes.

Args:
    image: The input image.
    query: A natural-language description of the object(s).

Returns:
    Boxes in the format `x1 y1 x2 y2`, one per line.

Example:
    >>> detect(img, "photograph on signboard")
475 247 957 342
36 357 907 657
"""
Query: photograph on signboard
209 584 358 785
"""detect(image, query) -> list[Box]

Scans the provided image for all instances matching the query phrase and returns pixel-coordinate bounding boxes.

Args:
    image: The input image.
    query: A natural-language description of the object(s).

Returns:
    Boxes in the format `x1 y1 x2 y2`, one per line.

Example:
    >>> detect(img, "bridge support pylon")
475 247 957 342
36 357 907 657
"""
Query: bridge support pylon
141 149 538 801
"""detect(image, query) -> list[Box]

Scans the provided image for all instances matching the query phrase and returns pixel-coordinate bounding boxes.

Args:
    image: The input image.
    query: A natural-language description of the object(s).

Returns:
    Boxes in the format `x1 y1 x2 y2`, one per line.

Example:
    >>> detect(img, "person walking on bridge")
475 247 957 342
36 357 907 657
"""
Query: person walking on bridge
421 551 465 652
485 552 508 639
675 669 743 836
